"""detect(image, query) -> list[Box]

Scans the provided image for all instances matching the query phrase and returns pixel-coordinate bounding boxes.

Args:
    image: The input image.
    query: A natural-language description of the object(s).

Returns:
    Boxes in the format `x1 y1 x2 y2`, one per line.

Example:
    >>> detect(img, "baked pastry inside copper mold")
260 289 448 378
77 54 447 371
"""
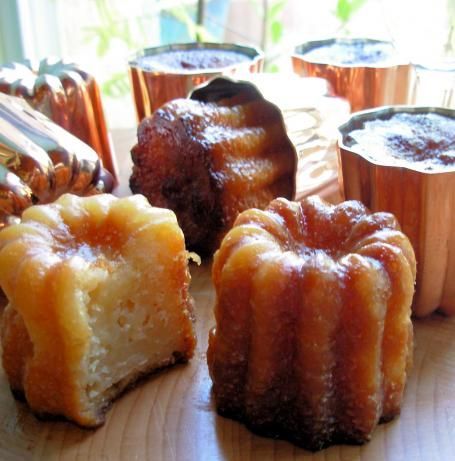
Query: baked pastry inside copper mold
345 112 455 171
135 48 252 71
338 105 455 317
129 43 264 119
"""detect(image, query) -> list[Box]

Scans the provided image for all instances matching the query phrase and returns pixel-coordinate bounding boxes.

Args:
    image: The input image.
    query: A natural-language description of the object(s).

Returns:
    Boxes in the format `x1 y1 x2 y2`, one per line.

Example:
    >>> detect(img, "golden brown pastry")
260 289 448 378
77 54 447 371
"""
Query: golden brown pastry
130 81 296 256
208 195 416 450
0 193 196 427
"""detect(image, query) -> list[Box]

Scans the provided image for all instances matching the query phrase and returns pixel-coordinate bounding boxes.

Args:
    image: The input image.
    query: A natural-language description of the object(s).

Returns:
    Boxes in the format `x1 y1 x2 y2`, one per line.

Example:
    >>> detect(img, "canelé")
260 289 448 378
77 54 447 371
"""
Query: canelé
0 194 196 427
130 78 297 255
208 196 416 450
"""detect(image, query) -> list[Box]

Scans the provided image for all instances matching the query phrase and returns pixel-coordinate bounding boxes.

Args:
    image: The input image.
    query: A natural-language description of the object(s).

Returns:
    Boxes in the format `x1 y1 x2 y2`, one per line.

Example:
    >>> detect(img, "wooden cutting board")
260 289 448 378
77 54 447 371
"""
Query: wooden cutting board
1 129 455 460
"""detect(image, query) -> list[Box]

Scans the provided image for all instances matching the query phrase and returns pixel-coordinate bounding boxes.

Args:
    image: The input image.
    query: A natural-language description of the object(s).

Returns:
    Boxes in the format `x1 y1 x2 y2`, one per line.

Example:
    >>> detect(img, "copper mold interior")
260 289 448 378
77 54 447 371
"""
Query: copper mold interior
189 76 298 199
0 93 114 228
338 105 455 317
129 42 264 120
292 38 411 112
0 58 117 180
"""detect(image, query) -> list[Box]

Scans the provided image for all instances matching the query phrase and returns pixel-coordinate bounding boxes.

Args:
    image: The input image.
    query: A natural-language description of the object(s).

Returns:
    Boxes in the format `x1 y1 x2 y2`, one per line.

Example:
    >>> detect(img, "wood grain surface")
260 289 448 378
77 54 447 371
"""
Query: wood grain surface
1 129 455 460
2 260 455 461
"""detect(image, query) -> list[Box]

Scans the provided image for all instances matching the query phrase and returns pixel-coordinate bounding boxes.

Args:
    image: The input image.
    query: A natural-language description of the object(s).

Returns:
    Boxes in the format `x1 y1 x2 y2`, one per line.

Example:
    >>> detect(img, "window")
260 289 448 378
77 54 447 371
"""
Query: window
1 0 454 127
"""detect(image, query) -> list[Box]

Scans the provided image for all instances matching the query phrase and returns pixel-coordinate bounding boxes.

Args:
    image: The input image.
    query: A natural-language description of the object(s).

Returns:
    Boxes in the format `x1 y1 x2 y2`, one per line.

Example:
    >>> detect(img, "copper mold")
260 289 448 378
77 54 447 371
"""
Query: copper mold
338 105 455 317
129 42 264 120
0 58 117 180
292 38 411 112
0 93 114 228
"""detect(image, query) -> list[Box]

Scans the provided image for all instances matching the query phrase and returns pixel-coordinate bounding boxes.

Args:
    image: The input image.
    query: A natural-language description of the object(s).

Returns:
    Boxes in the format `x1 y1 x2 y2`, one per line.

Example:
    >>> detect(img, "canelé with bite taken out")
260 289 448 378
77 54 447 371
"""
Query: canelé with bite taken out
0 193 196 427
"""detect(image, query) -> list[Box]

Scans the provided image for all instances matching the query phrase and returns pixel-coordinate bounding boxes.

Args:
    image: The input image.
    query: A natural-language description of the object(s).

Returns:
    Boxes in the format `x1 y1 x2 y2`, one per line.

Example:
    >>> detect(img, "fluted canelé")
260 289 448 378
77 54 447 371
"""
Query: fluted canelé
130 78 296 255
208 196 416 450
0 194 196 427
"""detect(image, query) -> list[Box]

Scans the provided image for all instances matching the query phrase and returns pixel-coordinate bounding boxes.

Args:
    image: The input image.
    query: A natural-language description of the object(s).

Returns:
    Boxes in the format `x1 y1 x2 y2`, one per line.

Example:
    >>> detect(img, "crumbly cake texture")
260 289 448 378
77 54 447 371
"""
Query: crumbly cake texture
130 97 296 256
208 196 416 451
0 193 196 427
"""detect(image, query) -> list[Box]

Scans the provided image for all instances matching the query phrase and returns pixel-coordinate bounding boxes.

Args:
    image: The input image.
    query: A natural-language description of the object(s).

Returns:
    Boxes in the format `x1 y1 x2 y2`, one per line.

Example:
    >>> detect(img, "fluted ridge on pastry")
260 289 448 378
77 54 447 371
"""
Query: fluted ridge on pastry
208 196 415 450
0 193 196 427
130 97 296 255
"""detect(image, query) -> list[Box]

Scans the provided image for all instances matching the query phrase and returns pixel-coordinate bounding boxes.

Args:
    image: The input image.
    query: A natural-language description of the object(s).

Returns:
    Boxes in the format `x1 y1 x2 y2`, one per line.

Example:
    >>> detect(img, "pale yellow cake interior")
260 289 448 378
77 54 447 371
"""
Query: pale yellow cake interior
0 193 195 426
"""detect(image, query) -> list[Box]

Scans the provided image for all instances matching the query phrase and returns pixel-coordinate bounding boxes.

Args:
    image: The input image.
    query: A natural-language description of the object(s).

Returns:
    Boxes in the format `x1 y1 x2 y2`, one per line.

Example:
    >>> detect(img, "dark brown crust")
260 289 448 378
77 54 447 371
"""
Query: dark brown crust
130 107 225 256
129 86 297 256
208 196 415 452
215 393 398 451
190 77 298 200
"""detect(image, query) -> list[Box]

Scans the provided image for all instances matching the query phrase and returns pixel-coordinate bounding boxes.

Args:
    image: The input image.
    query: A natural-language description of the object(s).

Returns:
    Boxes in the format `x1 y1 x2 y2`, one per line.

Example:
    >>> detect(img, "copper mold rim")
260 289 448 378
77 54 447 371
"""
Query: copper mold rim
189 76 298 199
128 42 264 75
338 105 455 173
337 105 455 317
292 39 411 112
292 38 407 68
128 43 264 120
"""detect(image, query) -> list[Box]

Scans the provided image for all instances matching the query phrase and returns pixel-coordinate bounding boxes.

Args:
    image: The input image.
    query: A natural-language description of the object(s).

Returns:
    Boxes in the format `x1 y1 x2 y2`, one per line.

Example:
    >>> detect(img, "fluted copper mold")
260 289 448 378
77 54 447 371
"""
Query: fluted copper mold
0 58 117 180
129 42 264 120
0 93 114 228
338 105 455 317
292 38 411 112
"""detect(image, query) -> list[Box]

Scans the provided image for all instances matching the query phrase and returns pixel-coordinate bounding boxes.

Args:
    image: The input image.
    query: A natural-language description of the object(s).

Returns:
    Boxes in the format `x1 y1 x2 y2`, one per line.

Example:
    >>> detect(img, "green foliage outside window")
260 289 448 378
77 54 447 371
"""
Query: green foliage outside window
334 0 368 29
84 0 372 97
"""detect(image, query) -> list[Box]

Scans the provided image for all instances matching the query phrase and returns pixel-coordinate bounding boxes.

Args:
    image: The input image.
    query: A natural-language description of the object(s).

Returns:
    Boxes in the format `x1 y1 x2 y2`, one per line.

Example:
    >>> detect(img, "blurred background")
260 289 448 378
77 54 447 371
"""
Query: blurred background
1 0 453 128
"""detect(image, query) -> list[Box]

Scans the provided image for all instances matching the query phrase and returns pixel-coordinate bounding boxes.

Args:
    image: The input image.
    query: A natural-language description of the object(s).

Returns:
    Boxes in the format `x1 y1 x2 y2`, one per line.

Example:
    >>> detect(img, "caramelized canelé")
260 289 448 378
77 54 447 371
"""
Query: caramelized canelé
208 196 416 450
0 194 196 427
130 96 296 255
